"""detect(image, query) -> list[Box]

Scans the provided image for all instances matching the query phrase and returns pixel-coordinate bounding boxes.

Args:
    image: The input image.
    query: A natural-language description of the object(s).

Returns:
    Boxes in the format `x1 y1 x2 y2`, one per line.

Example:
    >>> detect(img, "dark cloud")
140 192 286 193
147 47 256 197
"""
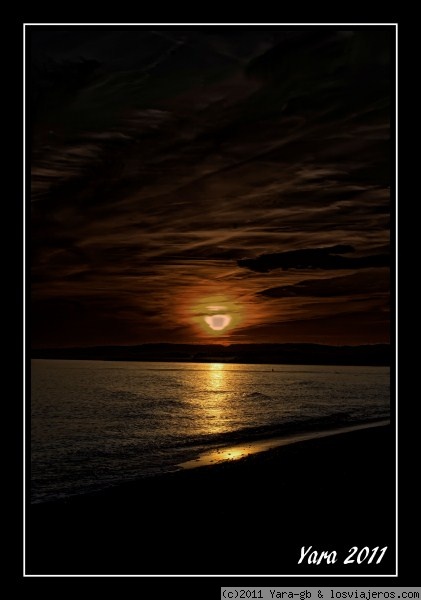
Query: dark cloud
258 270 390 298
238 246 390 273
29 27 392 346
236 306 390 345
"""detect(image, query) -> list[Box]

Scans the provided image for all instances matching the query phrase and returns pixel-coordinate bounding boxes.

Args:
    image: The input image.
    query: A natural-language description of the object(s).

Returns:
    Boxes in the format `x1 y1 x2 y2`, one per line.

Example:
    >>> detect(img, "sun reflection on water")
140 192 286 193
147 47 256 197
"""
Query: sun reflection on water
198 363 230 435
208 362 225 388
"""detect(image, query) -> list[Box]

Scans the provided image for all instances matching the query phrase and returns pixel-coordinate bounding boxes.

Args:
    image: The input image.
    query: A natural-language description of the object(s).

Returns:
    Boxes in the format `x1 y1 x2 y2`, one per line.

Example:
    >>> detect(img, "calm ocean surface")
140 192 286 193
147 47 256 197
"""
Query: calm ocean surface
31 359 390 503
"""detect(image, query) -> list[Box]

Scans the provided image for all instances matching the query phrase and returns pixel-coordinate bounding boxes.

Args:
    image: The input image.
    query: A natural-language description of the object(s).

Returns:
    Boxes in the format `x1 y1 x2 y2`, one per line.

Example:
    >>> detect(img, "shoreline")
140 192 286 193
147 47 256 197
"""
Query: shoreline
31 357 391 367
178 418 391 470
30 343 391 367
31 417 390 506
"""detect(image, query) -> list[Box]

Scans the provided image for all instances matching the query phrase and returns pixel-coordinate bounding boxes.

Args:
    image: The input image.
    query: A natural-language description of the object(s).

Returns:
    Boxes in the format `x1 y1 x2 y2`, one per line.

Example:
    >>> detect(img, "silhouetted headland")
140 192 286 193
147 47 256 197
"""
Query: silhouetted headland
31 343 390 366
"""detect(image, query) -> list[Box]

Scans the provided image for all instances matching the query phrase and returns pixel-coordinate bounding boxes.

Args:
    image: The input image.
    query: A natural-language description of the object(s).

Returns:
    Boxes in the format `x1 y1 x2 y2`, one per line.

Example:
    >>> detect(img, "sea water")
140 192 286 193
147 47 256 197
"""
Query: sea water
31 359 390 503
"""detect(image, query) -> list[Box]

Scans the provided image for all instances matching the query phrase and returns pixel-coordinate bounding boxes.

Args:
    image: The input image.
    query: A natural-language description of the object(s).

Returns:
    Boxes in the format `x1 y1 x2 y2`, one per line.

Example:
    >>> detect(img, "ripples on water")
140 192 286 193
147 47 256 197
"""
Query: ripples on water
31 360 390 502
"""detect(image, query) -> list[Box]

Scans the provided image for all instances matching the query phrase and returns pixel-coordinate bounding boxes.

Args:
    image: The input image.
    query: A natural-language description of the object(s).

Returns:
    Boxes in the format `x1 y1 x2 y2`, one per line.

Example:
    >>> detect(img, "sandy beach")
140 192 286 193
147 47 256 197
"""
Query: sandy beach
27 424 395 576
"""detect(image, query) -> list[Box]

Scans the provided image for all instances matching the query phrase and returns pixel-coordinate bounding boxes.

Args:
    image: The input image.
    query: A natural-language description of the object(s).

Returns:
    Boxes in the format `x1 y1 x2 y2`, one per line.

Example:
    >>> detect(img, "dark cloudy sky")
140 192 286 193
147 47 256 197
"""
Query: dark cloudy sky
30 26 393 347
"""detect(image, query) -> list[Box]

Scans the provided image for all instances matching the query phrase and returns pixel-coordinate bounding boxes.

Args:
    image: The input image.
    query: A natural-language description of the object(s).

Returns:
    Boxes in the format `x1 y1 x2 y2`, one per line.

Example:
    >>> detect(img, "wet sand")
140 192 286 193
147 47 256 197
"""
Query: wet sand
27 424 395 576
178 419 390 469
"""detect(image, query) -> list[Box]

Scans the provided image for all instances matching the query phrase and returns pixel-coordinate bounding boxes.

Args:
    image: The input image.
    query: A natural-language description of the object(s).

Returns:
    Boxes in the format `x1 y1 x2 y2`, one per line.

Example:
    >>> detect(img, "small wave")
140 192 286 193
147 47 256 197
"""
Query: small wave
246 391 272 400
168 412 389 452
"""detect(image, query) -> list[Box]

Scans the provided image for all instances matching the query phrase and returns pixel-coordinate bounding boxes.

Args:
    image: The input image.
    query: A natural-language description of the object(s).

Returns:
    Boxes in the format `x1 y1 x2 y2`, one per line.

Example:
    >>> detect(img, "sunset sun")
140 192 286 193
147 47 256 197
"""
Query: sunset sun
203 304 232 332
204 314 232 331
189 296 243 337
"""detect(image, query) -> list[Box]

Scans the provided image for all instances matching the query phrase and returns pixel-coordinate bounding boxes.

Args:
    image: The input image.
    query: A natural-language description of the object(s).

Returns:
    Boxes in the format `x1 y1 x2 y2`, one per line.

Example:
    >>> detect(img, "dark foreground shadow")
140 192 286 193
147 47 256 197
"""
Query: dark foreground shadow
27 426 395 575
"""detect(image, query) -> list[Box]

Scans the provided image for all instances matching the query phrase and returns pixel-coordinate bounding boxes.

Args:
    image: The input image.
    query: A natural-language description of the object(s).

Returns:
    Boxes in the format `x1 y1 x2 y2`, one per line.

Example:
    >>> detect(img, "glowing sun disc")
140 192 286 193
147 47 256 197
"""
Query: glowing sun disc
204 314 231 331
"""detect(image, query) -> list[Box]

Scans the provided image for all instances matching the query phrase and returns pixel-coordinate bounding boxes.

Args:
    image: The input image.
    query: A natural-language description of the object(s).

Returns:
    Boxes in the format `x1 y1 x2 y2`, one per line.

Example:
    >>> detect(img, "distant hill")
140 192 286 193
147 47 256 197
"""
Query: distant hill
31 343 391 366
